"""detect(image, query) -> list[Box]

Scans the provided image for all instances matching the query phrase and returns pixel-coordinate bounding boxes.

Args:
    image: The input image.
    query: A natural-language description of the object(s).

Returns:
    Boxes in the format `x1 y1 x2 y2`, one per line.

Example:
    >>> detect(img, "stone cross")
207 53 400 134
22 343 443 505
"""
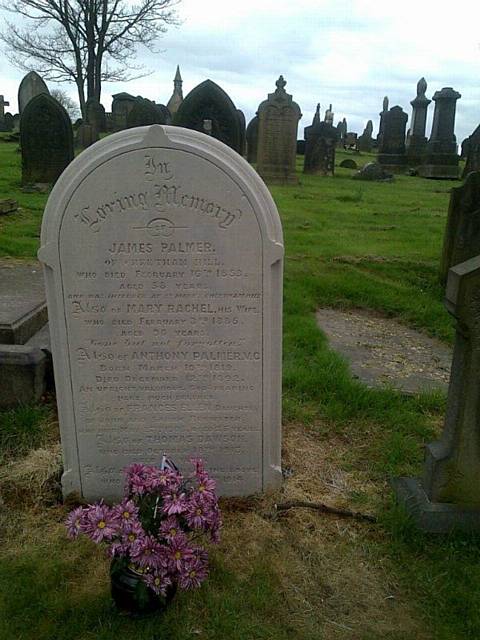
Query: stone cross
406 77 431 167
395 254 480 532
0 95 9 119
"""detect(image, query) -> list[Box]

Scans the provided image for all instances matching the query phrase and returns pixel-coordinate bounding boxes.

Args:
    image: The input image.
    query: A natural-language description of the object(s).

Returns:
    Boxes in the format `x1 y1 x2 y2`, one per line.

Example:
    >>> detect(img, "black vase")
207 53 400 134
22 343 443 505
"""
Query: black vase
110 561 176 615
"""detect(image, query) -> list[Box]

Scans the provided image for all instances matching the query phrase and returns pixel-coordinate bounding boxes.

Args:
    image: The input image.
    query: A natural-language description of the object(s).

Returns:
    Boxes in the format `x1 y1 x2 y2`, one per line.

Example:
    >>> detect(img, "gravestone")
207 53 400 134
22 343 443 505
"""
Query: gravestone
237 109 246 156
18 71 50 115
303 104 338 175
339 158 357 169
377 96 389 146
85 98 107 133
3 112 14 131
440 171 480 285
77 124 99 149
324 104 334 125
337 117 347 147
419 87 461 179
344 132 357 149
127 99 169 128
246 116 258 163
39 124 284 501
0 95 10 131
21 93 74 185
394 254 480 532
173 80 244 155
462 125 480 178
112 92 138 130
461 137 470 160
256 76 301 184
406 77 431 167
377 106 408 171
357 120 373 152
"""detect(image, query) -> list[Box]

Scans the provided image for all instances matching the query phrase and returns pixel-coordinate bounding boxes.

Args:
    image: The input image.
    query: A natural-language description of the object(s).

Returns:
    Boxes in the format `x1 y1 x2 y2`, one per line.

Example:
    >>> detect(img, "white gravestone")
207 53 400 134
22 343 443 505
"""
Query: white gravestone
39 125 284 500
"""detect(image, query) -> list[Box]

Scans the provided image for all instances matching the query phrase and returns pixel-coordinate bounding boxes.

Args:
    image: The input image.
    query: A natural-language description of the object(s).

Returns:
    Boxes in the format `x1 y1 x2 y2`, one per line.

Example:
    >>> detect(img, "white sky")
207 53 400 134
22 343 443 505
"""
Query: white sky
1 0 479 141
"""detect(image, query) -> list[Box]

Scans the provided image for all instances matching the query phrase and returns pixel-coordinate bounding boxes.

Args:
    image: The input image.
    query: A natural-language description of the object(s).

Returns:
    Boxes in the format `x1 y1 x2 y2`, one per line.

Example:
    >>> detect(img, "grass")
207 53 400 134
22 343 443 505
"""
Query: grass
0 140 477 639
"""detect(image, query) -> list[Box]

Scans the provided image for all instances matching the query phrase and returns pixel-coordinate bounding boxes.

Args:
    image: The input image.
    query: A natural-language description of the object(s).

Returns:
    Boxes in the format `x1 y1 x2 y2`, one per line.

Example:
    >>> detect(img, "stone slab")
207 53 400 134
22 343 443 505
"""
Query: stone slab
0 261 47 344
0 199 18 214
392 476 480 533
39 124 284 501
0 344 47 407
316 308 452 394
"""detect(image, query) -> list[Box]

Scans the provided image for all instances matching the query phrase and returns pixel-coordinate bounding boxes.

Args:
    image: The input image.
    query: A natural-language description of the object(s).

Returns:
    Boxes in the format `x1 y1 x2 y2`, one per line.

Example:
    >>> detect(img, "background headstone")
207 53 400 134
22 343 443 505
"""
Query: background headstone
20 93 74 185
406 77 431 167
377 106 408 171
127 98 170 128
76 123 99 149
18 71 50 115
303 104 338 175
256 76 301 184
85 98 107 133
394 254 480 532
173 80 244 154
246 116 258 163
39 124 284 501
112 92 138 130
0 96 10 131
419 87 461 179
377 95 389 147
357 120 374 152
462 125 480 178
440 171 480 285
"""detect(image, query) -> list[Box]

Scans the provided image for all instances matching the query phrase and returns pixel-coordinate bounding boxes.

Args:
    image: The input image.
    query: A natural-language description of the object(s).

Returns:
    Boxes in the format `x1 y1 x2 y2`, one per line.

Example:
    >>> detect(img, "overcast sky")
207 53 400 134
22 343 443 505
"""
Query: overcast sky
1 0 479 142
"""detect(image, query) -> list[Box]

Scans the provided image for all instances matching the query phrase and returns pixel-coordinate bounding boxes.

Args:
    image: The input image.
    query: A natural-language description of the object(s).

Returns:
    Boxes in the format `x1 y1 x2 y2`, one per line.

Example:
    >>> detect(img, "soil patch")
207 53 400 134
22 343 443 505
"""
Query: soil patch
316 307 452 394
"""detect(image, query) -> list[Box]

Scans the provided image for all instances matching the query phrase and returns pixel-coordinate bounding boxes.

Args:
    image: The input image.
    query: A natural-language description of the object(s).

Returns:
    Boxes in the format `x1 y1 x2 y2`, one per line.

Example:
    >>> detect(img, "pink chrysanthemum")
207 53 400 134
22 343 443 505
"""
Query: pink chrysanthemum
178 556 208 590
159 516 187 543
184 495 211 530
162 490 188 516
130 535 168 571
112 499 139 526
166 538 195 572
143 569 172 596
65 507 86 539
82 503 118 543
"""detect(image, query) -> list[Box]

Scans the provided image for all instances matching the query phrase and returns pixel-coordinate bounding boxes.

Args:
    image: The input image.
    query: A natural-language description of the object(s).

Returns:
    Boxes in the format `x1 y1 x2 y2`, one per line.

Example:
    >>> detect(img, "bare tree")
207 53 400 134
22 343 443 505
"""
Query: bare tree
1 0 180 117
50 88 80 120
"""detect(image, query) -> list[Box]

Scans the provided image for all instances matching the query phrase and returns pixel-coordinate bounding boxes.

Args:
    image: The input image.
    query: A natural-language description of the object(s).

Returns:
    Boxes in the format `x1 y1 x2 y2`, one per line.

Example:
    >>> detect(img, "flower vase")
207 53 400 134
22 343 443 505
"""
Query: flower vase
110 561 176 615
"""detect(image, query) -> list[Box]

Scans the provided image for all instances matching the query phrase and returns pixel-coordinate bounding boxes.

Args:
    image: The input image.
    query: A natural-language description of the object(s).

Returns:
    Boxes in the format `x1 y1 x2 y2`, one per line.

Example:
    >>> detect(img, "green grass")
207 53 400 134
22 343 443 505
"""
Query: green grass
0 141 476 639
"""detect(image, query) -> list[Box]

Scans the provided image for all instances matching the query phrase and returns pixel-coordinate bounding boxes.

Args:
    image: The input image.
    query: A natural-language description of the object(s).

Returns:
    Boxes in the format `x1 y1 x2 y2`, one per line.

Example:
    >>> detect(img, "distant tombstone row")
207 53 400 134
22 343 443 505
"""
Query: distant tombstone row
377 80 461 178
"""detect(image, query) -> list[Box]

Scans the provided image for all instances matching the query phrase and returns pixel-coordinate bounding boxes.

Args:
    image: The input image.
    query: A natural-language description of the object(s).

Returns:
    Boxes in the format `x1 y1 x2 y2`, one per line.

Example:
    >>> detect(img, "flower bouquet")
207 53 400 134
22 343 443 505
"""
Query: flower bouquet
66 456 221 614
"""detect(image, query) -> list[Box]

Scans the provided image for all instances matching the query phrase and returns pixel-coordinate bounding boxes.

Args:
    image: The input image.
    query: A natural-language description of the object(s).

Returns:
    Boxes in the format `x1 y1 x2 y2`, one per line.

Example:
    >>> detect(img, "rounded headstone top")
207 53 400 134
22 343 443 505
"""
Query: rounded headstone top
382 96 389 112
18 71 50 115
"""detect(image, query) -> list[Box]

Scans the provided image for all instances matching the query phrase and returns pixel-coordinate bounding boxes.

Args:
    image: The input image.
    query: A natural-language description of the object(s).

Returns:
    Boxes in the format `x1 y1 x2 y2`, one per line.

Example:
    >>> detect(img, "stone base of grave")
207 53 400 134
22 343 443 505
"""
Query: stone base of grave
0 345 47 408
259 172 298 185
377 154 407 173
392 476 480 533
418 162 459 179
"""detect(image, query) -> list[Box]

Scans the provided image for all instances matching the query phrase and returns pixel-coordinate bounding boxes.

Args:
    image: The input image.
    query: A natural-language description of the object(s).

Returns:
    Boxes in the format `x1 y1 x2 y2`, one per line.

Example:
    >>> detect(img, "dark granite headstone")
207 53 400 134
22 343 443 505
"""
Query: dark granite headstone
394 254 480 532
18 71 50 115
440 171 480 285
462 125 480 178
77 123 99 149
3 112 14 132
377 96 389 146
20 93 73 185
85 98 106 132
336 119 347 147
406 77 431 167
256 76 301 184
126 98 169 128
303 104 337 175
377 106 408 171
461 137 470 160
173 79 243 154
112 92 138 130
357 120 373 152
246 116 258 163
237 109 246 157
419 87 461 179
296 140 305 155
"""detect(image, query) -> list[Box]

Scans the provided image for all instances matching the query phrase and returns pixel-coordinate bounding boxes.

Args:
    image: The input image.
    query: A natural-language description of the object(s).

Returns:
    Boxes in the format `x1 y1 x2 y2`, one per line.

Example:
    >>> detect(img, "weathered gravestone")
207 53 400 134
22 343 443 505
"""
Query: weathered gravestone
406 77 431 167
246 116 258 163
303 104 338 175
256 76 301 184
3 112 14 132
173 80 244 155
419 87 461 179
377 96 389 147
394 254 480 532
18 71 50 115
440 171 480 286
339 158 357 170
377 106 408 172
337 118 347 147
0 96 10 131
112 92 138 130
462 124 480 178
39 124 284 501
237 109 246 157
21 94 74 185
77 123 99 149
85 98 107 133
357 120 373 152
127 99 170 128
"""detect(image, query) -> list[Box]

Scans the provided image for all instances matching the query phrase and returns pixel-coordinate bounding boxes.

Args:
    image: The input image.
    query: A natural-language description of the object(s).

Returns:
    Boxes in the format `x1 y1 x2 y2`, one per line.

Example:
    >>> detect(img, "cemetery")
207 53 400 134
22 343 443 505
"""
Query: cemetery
1 36 480 640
